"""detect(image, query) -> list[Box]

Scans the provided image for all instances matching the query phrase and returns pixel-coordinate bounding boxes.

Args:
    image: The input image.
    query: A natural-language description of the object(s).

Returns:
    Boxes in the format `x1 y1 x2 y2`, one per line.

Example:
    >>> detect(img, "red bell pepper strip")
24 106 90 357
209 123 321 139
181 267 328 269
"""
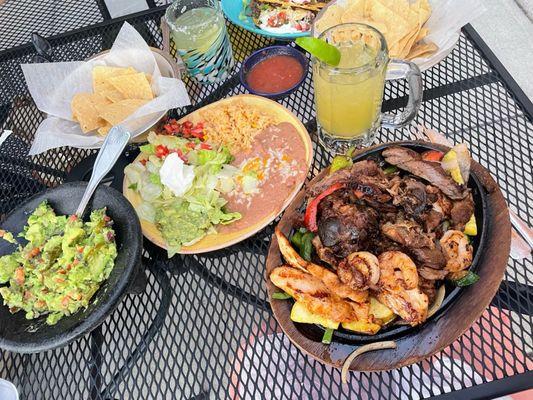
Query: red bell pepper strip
304 183 345 232
421 150 444 162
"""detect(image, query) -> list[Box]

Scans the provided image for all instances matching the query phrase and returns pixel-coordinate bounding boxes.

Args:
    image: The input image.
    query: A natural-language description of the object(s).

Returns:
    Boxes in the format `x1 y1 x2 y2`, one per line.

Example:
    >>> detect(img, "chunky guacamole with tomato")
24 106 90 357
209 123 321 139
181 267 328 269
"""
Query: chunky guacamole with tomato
0 201 117 325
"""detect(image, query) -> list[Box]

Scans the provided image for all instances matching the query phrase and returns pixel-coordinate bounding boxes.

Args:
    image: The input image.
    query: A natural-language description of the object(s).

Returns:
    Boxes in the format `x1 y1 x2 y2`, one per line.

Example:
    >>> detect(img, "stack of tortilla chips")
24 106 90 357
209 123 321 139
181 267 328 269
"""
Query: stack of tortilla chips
71 66 154 136
314 0 437 60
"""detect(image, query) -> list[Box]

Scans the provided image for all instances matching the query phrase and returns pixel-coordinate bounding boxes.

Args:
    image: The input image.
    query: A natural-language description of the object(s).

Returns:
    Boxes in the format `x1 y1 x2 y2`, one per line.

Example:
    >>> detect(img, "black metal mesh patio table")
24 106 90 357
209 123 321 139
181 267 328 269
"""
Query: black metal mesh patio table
0 4 531 400
0 0 113 51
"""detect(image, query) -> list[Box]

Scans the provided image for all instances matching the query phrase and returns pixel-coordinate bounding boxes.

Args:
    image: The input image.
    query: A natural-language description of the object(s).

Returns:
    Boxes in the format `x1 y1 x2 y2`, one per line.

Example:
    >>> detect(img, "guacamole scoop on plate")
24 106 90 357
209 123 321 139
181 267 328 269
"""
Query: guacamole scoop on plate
0 201 117 325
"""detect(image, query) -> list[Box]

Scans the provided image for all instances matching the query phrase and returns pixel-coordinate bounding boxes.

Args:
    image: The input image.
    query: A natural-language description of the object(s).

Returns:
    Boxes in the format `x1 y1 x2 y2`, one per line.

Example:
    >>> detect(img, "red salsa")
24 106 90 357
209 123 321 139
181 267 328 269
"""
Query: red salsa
246 55 304 94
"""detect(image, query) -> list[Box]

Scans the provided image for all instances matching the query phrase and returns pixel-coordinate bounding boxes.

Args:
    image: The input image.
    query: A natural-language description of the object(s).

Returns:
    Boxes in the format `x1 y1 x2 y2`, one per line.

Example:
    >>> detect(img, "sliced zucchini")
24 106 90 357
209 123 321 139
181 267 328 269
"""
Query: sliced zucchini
369 297 395 323
451 270 480 287
290 301 339 330
341 320 381 335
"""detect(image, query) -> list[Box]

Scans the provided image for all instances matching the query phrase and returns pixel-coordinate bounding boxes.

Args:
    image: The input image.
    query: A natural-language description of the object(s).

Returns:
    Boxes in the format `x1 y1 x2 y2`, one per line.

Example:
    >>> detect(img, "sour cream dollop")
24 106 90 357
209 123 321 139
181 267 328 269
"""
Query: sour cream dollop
159 153 195 197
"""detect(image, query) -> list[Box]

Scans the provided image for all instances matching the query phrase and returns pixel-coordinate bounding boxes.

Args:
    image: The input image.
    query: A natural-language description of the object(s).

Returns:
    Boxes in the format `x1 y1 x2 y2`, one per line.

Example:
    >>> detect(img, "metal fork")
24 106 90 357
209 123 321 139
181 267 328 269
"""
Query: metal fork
75 126 131 218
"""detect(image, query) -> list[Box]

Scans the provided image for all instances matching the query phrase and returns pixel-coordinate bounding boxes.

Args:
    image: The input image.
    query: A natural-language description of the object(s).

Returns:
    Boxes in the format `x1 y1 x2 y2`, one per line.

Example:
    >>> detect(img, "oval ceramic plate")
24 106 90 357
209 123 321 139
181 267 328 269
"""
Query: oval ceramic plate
123 94 313 254
221 0 310 40
266 141 511 371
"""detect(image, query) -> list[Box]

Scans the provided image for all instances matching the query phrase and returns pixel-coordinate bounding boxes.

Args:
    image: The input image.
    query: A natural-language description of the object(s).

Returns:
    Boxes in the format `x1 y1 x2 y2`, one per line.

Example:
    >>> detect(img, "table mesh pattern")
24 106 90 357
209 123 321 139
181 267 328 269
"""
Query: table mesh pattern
0 9 531 400
0 0 104 51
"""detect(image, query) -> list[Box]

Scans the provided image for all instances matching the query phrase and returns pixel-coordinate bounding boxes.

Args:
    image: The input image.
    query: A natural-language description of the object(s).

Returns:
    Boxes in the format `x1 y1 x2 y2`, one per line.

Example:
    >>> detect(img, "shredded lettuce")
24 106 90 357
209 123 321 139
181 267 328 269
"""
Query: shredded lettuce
149 173 161 185
139 143 155 155
125 133 241 257
239 0 250 21
138 202 156 223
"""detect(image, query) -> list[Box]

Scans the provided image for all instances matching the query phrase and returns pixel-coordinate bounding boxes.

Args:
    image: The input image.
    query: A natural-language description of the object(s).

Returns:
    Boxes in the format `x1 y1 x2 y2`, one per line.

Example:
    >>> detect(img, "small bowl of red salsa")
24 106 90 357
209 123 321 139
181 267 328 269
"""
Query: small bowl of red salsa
240 46 308 100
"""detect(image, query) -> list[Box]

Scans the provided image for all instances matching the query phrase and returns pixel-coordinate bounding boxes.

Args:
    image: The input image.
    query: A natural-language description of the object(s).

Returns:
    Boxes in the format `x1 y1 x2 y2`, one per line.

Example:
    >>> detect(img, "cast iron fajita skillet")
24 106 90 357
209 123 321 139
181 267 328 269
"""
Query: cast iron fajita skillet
266 141 511 371
0 182 142 353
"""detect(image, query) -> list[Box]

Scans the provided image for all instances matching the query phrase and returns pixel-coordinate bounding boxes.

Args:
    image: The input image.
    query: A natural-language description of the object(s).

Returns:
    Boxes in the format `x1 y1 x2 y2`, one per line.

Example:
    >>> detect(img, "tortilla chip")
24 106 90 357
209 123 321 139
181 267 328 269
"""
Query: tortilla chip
360 19 389 36
71 93 107 133
367 2 403 46
397 24 421 59
97 124 112 137
92 92 112 108
408 42 438 59
92 66 136 92
314 4 345 34
415 27 429 42
71 65 155 135
341 0 367 21
96 99 148 125
98 88 125 103
108 72 154 100
417 0 432 24
314 0 432 60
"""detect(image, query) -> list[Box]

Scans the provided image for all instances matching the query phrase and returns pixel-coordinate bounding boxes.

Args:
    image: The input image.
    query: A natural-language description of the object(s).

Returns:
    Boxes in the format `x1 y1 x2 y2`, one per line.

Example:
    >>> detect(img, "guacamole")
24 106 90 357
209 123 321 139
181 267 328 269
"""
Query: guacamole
0 201 117 325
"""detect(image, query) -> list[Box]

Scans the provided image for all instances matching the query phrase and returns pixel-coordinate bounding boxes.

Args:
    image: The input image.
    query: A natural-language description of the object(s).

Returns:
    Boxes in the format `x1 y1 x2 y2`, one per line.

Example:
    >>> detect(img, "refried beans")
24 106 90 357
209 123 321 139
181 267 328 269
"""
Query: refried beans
218 122 307 233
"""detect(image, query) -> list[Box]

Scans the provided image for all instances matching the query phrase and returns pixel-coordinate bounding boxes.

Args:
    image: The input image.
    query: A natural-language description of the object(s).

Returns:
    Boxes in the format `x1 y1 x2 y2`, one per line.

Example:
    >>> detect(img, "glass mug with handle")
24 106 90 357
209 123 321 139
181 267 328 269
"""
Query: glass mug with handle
312 23 422 153
164 0 234 84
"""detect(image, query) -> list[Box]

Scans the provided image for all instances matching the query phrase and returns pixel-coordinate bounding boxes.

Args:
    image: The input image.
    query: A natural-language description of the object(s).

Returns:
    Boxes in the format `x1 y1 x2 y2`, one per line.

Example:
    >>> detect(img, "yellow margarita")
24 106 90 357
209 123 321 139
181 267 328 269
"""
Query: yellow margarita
313 41 387 138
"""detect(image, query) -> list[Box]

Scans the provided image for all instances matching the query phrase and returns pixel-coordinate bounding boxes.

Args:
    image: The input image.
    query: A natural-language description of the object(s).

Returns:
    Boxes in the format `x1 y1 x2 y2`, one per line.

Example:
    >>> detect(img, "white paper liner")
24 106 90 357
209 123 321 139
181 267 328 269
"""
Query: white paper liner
22 22 191 155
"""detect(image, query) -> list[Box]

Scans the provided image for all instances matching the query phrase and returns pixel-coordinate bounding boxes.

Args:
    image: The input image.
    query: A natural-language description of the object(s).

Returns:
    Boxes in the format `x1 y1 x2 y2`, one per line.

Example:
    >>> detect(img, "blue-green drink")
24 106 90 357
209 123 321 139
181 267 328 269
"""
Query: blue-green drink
165 0 234 84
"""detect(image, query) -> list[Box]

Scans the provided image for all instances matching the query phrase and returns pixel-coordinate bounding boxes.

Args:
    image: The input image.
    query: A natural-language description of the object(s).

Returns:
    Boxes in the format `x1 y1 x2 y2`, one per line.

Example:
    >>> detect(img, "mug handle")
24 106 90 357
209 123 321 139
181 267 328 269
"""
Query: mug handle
381 60 423 129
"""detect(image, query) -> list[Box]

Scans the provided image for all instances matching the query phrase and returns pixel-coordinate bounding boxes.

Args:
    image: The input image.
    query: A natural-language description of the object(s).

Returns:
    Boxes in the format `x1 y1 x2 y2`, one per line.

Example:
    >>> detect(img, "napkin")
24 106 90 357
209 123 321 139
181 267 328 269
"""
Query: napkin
417 0 486 69
22 22 191 155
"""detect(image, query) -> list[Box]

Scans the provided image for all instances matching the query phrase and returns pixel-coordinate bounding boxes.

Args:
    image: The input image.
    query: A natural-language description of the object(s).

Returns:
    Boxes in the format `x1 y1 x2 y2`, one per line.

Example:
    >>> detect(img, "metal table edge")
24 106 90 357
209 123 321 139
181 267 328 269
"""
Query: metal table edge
0 4 170 59
462 24 533 119
430 370 533 400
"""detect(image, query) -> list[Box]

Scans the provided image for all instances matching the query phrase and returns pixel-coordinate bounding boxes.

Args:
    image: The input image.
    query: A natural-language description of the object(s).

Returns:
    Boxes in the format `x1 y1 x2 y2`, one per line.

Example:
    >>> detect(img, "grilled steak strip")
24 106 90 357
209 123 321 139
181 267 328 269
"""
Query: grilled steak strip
382 146 468 200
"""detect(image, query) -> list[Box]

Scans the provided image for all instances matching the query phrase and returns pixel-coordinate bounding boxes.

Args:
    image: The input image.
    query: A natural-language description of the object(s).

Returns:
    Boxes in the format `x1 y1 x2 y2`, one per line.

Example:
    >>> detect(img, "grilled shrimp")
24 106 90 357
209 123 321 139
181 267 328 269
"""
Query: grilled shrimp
275 228 368 303
376 287 428 326
439 230 473 272
270 265 366 323
378 251 419 290
337 252 380 291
